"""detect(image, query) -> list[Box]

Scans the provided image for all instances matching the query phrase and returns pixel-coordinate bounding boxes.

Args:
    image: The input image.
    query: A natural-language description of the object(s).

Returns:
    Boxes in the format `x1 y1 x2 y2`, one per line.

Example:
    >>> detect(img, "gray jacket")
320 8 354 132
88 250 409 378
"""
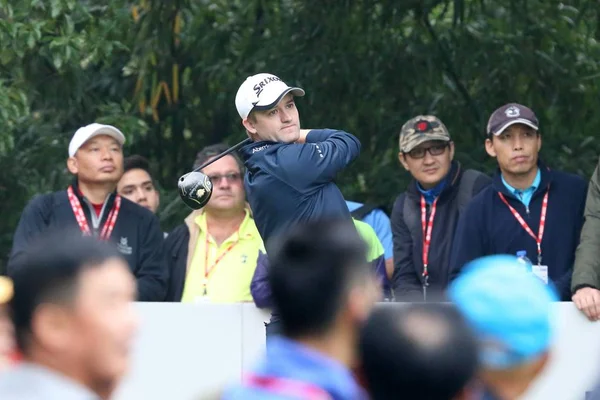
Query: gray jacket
0 363 100 400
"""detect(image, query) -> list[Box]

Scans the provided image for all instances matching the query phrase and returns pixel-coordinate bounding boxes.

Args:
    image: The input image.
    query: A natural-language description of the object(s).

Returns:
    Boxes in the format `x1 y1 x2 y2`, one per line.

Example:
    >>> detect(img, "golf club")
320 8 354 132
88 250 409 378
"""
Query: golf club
178 138 252 210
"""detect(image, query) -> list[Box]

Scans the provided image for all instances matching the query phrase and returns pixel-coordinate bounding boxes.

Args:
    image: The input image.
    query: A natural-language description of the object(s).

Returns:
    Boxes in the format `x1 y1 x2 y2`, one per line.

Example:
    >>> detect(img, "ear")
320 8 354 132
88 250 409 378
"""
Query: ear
346 288 369 325
536 132 542 152
242 118 257 135
452 379 482 400
346 277 380 324
398 152 410 171
484 138 497 158
533 351 550 376
67 157 79 175
449 141 455 161
31 304 74 353
451 387 470 400
242 119 261 142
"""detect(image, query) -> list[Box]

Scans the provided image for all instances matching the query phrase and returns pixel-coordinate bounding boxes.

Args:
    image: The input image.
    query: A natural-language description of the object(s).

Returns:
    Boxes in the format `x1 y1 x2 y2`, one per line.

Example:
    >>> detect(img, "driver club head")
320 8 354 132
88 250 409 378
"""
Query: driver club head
177 171 213 210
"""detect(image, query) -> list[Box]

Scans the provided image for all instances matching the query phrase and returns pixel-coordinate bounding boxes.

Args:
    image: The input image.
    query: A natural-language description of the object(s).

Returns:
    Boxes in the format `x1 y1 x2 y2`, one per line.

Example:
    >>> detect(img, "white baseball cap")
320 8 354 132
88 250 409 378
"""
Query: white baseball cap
235 73 305 120
68 123 126 157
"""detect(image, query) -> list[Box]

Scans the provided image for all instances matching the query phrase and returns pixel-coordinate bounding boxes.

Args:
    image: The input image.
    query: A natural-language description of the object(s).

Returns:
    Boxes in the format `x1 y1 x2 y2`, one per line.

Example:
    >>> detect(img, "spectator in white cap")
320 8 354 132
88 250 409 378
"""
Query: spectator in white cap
8 123 168 301
234 73 361 337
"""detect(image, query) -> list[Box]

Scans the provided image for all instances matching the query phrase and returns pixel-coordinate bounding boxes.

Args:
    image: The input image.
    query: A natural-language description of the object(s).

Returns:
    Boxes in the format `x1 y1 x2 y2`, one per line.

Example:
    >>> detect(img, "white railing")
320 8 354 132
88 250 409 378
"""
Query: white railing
113 302 600 400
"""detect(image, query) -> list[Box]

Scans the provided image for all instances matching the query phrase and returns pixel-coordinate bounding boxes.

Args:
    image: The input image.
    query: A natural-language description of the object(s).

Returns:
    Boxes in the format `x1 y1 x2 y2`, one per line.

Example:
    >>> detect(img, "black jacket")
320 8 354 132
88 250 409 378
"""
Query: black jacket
163 223 190 302
8 182 168 301
391 161 491 301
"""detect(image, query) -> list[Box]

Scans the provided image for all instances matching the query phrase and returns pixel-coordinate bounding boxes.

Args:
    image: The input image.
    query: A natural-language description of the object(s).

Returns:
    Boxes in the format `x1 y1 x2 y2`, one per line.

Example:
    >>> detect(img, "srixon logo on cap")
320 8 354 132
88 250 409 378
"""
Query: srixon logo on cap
253 76 282 98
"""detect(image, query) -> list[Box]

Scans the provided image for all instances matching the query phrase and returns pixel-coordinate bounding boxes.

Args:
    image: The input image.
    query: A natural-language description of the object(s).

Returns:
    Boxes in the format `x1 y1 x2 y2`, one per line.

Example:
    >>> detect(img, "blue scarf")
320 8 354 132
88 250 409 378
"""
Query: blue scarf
417 178 447 205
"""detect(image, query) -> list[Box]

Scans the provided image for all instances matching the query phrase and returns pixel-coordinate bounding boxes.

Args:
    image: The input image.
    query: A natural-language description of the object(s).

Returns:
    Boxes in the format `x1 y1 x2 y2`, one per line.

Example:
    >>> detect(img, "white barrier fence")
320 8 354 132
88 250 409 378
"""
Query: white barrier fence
113 302 600 400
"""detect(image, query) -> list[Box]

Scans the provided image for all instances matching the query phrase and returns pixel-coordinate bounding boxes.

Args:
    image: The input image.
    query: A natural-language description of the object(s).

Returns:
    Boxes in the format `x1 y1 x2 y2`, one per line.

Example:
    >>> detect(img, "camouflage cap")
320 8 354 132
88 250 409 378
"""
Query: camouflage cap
399 115 451 153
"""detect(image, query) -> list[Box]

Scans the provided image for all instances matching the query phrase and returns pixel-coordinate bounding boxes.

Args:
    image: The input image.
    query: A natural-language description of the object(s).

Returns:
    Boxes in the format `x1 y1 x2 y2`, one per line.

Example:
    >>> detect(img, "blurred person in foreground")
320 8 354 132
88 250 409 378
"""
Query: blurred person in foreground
0 277 16 372
117 155 161 215
8 123 168 301
359 304 480 400
223 219 380 399
0 231 138 400
250 218 391 326
164 144 264 303
448 254 558 400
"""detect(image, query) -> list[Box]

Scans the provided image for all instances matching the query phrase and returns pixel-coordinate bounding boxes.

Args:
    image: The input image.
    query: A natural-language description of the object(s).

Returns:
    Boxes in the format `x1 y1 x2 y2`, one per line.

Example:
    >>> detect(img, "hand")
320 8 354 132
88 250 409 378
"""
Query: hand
572 287 600 321
295 129 312 144
385 258 394 280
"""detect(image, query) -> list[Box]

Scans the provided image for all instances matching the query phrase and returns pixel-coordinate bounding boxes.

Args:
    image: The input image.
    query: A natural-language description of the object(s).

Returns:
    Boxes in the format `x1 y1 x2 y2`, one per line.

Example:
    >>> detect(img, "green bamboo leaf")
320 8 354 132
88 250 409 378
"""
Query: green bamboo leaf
50 0 61 18
27 33 35 49
65 14 74 34
52 53 62 69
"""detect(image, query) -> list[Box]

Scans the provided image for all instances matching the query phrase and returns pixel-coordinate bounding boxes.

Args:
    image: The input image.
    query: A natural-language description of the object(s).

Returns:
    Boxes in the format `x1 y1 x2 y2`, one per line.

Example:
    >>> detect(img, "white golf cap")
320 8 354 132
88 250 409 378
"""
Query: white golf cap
68 123 126 157
235 73 305 120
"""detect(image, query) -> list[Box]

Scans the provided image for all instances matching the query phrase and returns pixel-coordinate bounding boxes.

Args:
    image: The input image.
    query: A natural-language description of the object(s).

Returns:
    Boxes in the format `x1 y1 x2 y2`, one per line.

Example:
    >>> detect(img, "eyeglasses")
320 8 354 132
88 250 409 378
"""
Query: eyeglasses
405 143 449 159
208 173 242 183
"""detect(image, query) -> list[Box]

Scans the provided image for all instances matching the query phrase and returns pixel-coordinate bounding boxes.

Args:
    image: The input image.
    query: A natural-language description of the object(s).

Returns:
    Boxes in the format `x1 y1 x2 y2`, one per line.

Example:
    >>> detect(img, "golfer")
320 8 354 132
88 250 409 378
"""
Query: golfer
236 73 361 251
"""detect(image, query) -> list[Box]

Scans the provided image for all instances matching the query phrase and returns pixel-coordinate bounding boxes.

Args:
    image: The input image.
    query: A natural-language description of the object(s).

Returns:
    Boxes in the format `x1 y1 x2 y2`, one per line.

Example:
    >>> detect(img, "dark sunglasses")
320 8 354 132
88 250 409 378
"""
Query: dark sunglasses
208 172 242 183
405 142 450 159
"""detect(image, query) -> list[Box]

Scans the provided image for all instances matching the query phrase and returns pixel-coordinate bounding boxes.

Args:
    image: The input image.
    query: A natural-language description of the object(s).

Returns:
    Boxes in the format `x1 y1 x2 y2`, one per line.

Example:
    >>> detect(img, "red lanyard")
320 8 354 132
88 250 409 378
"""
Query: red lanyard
244 374 332 400
421 196 438 285
67 186 121 240
498 190 549 265
202 234 239 295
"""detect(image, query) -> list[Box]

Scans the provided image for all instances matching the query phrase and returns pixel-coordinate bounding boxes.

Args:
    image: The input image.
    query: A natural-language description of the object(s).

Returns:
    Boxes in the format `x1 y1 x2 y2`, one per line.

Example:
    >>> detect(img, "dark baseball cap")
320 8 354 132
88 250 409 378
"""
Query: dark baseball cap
486 103 539 137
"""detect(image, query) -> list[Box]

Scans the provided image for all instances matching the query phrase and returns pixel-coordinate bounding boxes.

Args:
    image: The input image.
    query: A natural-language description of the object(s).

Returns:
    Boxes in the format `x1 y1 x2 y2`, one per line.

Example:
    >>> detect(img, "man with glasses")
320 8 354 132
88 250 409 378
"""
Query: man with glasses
450 104 587 300
163 144 264 303
391 115 490 301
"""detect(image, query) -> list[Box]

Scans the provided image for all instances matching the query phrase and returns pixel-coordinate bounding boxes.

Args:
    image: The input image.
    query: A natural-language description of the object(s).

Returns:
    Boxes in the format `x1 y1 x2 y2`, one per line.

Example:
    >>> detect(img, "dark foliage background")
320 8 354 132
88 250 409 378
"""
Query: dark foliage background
1 0 599 271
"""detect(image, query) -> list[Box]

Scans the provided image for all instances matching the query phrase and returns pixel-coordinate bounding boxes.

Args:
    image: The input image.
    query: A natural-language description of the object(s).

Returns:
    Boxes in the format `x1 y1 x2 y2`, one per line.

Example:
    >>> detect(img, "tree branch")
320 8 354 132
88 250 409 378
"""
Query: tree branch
417 4 483 134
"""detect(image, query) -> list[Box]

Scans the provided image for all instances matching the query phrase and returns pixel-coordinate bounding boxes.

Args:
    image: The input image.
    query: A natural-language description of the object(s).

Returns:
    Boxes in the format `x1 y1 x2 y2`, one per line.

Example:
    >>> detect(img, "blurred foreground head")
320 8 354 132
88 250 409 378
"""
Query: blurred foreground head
360 304 479 400
268 219 380 345
448 255 558 399
0 277 15 372
7 230 138 399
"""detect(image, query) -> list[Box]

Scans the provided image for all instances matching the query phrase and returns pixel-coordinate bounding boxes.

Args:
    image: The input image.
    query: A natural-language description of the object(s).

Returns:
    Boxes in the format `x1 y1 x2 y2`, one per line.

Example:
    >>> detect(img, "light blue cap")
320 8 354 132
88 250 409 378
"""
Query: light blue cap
448 254 558 369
